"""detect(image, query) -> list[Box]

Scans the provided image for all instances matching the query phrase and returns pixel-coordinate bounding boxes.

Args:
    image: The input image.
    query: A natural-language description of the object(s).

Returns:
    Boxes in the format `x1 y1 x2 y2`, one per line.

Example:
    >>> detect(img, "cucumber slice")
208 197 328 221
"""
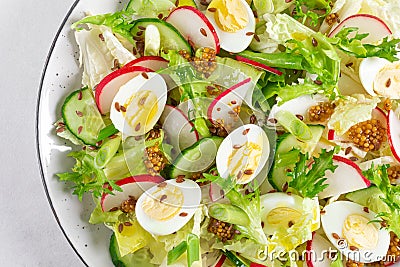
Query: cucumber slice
168 137 223 178
345 186 390 213
130 18 191 54
268 125 325 190
62 87 105 146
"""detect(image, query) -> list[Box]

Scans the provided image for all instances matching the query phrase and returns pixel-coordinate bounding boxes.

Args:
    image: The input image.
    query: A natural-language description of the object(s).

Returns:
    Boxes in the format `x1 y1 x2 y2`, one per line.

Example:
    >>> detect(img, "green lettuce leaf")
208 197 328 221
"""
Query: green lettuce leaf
331 27 400 62
89 202 123 224
125 0 175 18
57 151 121 201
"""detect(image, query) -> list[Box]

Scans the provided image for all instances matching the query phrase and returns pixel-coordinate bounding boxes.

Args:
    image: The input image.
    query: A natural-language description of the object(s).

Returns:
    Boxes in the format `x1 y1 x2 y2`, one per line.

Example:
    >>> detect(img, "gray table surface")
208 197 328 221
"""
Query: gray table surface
0 0 84 266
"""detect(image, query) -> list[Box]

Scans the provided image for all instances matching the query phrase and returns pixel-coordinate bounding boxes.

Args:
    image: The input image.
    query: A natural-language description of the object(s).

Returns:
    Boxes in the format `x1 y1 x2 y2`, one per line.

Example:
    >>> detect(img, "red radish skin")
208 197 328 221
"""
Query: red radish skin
209 182 224 202
250 263 268 267
306 232 336 267
159 105 199 153
207 78 252 128
123 56 169 70
327 129 335 141
100 175 164 212
333 156 371 186
214 255 226 267
319 155 370 199
166 6 220 53
95 66 153 114
387 110 400 163
328 14 392 44
236 55 282 76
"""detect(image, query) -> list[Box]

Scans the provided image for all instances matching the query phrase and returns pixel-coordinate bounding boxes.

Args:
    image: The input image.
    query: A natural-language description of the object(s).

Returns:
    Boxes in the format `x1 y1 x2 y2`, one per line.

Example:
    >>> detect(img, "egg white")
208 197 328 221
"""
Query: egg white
205 0 255 53
359 57 390 96
216 124 270 184
110 72 167 136
321 201 390 263
135 179 201 236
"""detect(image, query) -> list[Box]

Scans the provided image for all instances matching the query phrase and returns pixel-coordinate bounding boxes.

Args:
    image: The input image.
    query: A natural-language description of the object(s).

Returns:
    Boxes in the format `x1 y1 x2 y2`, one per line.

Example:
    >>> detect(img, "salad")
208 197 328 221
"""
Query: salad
54 0 400 266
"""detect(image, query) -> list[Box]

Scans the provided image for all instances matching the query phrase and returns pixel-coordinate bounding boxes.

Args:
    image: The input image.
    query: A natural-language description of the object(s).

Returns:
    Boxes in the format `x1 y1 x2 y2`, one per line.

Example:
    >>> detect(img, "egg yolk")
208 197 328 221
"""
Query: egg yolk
123 89 159 134
141 184 184 221
266 207 302 228
227 140 262 183
208 0 249 33
342 214 379 250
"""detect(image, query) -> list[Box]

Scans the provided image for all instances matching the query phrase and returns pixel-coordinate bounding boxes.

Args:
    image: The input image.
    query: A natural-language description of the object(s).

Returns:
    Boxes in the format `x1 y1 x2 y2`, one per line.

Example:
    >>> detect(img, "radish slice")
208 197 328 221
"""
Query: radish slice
159 105 199 156
207 78 252 132
388 110 400 163
123 56 169 71
166 6 220 53
95 66 153 114
236 55 282 76
328 14 392 44
213 254 226 267
209 182 225 202
306 233 336 267
100 174 165 212
318 155 370 199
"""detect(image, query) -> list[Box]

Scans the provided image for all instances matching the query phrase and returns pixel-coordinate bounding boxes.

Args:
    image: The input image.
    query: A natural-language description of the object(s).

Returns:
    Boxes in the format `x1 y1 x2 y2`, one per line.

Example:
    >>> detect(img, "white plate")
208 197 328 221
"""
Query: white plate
36 1 127 266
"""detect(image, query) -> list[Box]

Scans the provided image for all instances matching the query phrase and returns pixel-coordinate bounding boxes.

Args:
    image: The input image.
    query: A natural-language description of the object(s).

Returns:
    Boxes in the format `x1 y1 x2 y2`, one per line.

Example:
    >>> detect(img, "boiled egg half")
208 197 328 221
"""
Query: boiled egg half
205 0 255 53
110 72 167 136
216 124 270 184
135 179 201 236
321 201 390 263
260 193 320 235
359 57 400 99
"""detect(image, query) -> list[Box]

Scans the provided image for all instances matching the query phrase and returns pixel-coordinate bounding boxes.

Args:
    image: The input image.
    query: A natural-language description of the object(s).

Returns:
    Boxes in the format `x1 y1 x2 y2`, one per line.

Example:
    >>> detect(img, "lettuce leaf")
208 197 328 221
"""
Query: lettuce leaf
327 94 380 135
89 202 123 224
54 119 83 146
267 198 315 253
125 0 175 18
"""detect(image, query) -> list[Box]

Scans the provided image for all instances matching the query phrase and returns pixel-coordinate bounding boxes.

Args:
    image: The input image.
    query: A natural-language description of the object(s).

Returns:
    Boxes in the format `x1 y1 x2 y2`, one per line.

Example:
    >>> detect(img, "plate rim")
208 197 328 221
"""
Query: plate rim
35 0 88 266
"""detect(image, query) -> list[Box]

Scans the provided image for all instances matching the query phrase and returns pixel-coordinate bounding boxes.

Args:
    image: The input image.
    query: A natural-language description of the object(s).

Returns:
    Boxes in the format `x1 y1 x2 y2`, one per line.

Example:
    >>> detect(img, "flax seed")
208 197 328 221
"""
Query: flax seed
138 26 146 30
136 31 144 36
135 122 141 131
76 110 83 117
176 176 185 183
345 62 353 67
157 13 163 19
246 32 254 36
288 221 294 227
345 147 352 155
115 102 120 112
254 34 260 42
157 182 167 188
312 37 318 47
56 127 65 133
242 128 250 135
268 118 277 123
320 210 326 215
118 223 123 233
386 78 392 88
200 28 207 37
363 207 369 213
77 91 83 100
244 169 254 175
208 7 217 12
314 80 323 85
160 195 167 202
179 212 188 217
231 100 237 105
124 222 132 226
141 72 149 79
78 126 83 134
296 114 304 121
332 233 341 240
98 34 105 41
350 246 359 251
120 105 126 112
233 144 243 149
109 207 119 212
282 182 289 192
